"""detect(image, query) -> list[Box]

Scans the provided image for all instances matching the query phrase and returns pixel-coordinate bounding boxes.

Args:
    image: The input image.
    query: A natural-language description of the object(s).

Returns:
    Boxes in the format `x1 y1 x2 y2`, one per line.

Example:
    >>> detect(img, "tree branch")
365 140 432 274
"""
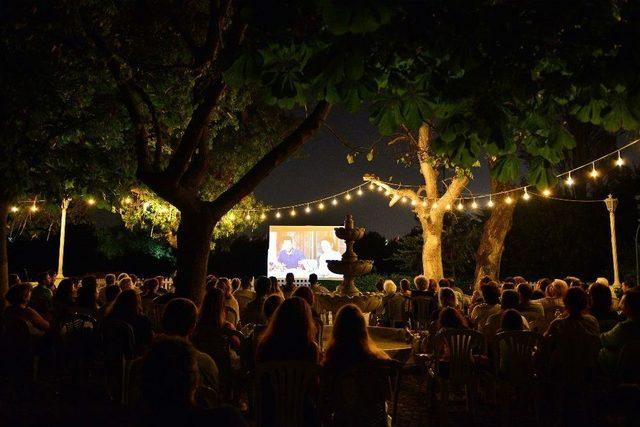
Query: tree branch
417 123 439 199
130 83 164 168
181 139 211 190
210 101 331 215
362 174 421 207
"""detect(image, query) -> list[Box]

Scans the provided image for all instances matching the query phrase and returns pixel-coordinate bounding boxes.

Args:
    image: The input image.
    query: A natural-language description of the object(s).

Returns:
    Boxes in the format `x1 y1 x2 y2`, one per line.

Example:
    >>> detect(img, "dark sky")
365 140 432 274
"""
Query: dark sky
254 108 492 238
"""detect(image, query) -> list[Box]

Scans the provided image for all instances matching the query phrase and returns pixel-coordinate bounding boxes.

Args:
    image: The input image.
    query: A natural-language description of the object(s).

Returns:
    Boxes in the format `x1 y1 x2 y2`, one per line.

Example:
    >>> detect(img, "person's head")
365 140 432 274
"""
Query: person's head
263 294 284 321
162 298 198 337
241 276 253 290
564 286 589 317
477 275 492 291
5 284 31 306
198 288 226 329
414 275 428 291
104 284 121 304
108 289 142 318
438 278 450 289
293 286 315 307
536 278 551 292
428 278 439 293
621 289 640 320
308 273 318 285
375 278 385 292
119 277 133 291
400 279 411 293
55 278 76 305
285 272 295 285
383 280 397 295
281 236 293 251
501 281 515 291
622 279 637 293
513 276 527 285
117 272 129 282
438 307 467 329
595 277 610 287
255 276 272 298
144 278 160 295
38 272 52 287
269 276 279 292
588 282 613 314
104 273 116 286
324 304 386 370
215 277 232 298
500 289 520 310
141 337 199 409
439 287 457 308
500 309 525 331
155 276 166 288
516 283 534 304
481 281 501 305
78 276 98 309
8 274 21 287
257 297 317 359
230 278 241 292
547 279 568 299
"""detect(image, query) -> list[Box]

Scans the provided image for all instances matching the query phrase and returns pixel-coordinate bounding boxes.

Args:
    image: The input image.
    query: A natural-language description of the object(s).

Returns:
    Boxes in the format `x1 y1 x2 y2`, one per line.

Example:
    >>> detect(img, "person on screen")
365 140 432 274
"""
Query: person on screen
316 239 341 276
277 236 304 269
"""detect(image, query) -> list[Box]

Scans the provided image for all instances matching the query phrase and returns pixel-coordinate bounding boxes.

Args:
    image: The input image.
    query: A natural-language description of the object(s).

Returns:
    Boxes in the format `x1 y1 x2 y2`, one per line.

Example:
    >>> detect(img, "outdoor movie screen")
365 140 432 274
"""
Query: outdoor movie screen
267 225 346 280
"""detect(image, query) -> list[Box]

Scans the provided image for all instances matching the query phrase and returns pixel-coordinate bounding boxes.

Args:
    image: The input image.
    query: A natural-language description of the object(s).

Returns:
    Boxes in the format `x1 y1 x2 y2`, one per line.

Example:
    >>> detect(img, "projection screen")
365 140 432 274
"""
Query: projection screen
267 225 346 280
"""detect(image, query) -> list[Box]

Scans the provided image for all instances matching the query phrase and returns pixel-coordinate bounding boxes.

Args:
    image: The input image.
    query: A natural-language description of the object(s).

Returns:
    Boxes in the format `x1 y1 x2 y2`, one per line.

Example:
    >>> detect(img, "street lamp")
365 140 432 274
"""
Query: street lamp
604 195 621 288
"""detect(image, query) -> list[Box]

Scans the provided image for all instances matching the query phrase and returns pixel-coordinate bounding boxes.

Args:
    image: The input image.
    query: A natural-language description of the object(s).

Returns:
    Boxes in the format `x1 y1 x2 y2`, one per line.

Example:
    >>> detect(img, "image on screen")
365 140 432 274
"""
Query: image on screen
267 225 346 280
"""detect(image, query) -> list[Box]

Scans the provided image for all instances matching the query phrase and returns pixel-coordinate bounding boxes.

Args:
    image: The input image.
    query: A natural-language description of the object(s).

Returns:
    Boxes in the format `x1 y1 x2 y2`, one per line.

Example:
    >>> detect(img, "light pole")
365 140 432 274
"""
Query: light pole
604 194 621 288
55 198 71 283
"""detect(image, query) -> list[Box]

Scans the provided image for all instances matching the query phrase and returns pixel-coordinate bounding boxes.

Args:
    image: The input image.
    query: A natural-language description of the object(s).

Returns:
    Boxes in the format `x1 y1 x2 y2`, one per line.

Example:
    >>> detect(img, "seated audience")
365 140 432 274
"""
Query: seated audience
499 309 527 332
105 273 117 287
268 276 284 298
293 286 323 326
375 278 385 293
517 283 545 330
484 290 530 336
438 306 468 330
216 278 240 325
540 279 568 326
533 277 551 300
243 276 271 325
233 276 256 314
381 280 408 327
589 282 621 332
470 281 501 329
411 275 432 298
263 295 283 324
105 289 153 354
3 283 50 334
599 289 640 372
545 286 599 337
192 288 239 352
141 278 160 315
282 272 297 298
230 278 241 293
119 276 133 291
431 287 459 323
309 273 330 294
621 279 637 293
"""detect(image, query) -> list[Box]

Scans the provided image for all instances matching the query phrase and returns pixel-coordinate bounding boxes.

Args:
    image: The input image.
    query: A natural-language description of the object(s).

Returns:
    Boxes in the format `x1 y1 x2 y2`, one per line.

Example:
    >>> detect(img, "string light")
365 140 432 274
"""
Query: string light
290 209 296 217
401 197 407 204
523 188 530 200
589 163 599 178
275 211 281 219
487 196 494 208
505 195 513 205
260 213 266 220
616 151 624 167
245 213 251 221
432 201 439 209
456 201 464 211
471 199 478 209
357 188 364 196
445 203 452 210
331 198 338 206
122 196 133 204
369 183 375 190
318 202 325 210
565 172 574 186
377 186 384 192
421 200 427 208
542 188 552 197
87 197 96 206
30 205 39 213
345 193 352 201
305 205 311 214
10 206 19 213
410 199 417 206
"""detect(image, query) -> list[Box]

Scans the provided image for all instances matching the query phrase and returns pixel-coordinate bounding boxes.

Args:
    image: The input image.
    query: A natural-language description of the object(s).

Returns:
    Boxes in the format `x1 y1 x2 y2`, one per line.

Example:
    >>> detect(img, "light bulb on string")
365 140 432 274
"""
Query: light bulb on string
589 163 599 178
10 206 19 213
542 188 552 197
275 211 281 219
384 189 391 196
565 172 574 186
290 209 296 217
432 201 439 209
305 205 311 214
318 202 325 210
377 186 384 192
410 199 417 206
401 197 407 204
421 200 427 208
487 196 494 208
505 195 513 205
331 198 338 206
357 188 364 196
445 203 452 210
368 183 375 190
245 213 251 221
522 188 530 200
456 201 464 211
30 204 39 213
345 193 352 201
260 213 266 220
615 151 624 167
471 199 478 209
87 197 96 206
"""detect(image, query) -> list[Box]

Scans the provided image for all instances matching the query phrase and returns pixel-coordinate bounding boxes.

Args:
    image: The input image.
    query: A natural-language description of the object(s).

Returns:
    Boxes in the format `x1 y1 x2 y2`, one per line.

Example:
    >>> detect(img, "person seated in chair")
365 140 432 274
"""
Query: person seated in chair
281 272 297 299
243 277 272 326
308 273 330 294
599 289 640 372
104 289 153 355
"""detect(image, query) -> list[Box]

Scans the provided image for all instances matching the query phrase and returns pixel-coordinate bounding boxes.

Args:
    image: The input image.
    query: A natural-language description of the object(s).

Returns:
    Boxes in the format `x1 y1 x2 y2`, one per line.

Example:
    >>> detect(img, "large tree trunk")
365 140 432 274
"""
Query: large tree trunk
173 209 215 304
474 179 517 283
0 200 9 303
421 216 444 280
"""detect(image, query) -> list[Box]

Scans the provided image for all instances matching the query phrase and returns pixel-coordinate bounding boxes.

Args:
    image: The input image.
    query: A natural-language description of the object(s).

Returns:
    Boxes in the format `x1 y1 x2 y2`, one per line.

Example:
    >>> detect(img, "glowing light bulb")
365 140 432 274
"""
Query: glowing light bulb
245 214 251 221
565 173 574 186
616 151 624 167
523 188 531 200
421 200 427 207
318 202 325 210
305 205 311 214
432 201 438 209
487 198 494 208
345 193 352 201
410 199 417 206
357 188 364 196
275 211 281 219
332 198 338 206
401 197 407 204
87 197 96 206
505 195 513 205
542 188 551 197
384 190 391 196
290 209 296 217
456 201 464 211
377 186 384 192
260 213 266 220
471 199 478 209
30 205 38 213
122 196 133 205
368 183 375 190
445 203 452 210
589 163 599 178
10 206 19 213
228 213 236 221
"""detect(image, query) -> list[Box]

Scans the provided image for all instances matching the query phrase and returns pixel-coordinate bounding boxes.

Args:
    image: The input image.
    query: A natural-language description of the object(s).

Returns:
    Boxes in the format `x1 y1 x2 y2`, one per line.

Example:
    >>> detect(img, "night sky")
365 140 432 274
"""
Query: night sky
255 108 492 238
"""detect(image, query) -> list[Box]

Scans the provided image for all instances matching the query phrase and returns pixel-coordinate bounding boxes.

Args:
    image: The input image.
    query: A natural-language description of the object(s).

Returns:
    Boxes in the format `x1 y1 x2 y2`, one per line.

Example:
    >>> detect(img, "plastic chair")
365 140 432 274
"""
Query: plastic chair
320 359 402 427
411 296 436 330
254 361 320 427
385 295 408 328
99 319 136 404
427 328 484 419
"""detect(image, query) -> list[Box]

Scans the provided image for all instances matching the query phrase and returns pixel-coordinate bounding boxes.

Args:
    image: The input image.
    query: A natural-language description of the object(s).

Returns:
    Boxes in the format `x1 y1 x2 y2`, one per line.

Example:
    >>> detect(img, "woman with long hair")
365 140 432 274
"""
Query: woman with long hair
52 278 77 328
216 277 240 325
193 288 239 351
105 289 152 354
256 297 318 363
76 275 99 318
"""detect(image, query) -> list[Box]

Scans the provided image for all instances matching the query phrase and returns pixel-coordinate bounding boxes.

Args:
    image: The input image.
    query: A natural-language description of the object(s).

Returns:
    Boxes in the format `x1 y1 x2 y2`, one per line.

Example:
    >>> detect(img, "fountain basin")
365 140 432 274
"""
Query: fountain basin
326 259 373 276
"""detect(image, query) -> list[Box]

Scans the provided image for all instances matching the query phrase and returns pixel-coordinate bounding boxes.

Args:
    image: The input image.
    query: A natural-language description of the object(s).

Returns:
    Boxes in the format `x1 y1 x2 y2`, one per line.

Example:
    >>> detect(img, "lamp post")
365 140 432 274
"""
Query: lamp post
55 198 71 284
604 194 621 288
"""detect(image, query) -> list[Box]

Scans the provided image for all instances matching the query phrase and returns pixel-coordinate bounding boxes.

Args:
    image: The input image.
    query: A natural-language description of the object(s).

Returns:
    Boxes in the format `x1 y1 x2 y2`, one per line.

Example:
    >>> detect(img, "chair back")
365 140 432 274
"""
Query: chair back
615 341 640 384
385 295 408 328
545 331 601 386
412 296 436 330
255 361 320 427
321 359 402 427
434 328 483 385
493 331 541 385
193 328 244 400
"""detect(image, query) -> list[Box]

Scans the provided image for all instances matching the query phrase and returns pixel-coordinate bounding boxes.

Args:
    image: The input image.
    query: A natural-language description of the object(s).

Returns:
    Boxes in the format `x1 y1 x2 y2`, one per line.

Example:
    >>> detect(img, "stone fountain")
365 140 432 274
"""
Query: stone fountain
327 214 374 296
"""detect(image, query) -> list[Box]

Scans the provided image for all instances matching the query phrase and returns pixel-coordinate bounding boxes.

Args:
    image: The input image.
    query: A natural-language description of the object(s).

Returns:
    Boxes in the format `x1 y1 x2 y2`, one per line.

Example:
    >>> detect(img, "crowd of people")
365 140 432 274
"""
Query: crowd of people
1 270 639 426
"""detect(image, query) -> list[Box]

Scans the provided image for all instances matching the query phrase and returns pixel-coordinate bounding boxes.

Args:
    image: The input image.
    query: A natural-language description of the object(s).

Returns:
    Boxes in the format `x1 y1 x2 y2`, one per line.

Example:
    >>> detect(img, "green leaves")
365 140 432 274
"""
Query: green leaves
319 0 393 35
492 155 521 183
527 157 557 190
